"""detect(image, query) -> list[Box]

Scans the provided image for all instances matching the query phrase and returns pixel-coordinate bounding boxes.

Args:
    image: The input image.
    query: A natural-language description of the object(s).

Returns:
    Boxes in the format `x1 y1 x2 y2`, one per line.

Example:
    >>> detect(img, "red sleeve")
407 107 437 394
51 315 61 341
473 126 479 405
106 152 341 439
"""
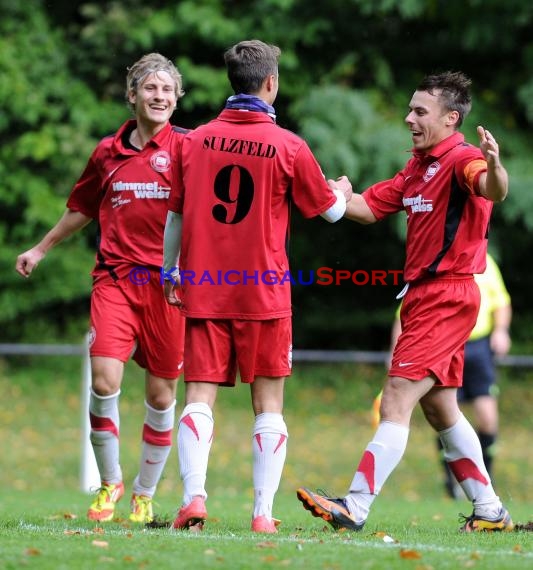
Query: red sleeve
362 170 408 220
291 142 336 218
168 136 185 214
66 150 104 219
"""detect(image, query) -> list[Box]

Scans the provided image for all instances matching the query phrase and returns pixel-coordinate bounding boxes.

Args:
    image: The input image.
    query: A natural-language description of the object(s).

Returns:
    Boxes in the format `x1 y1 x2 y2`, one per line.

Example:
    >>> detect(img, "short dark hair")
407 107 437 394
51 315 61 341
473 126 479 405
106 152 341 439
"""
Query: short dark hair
224 39 280 94
417 71 472 127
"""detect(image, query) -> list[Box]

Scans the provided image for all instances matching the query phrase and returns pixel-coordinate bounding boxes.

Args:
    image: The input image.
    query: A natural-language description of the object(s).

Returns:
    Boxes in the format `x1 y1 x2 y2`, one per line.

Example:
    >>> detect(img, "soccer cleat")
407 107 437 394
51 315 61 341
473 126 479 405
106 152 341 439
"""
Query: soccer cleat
296 487 364 531
251 516 281 534
87 481 125 522
172 496 208 530
129 494 154 524
460 506 514 532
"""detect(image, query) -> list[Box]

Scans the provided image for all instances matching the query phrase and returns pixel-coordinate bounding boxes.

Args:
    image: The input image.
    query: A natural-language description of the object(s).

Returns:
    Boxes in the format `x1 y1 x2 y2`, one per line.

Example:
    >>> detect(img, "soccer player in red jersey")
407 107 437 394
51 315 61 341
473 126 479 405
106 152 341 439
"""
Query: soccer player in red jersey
15 53 186 524
163 40 352 533
297 71 514 533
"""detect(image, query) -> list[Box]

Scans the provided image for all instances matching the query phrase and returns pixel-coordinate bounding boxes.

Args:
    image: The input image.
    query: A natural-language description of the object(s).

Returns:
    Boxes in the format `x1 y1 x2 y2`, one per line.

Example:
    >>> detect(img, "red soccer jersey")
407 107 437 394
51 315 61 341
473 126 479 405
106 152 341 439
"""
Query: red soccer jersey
67 120 186 279
363 132 492 282
170 109 337 319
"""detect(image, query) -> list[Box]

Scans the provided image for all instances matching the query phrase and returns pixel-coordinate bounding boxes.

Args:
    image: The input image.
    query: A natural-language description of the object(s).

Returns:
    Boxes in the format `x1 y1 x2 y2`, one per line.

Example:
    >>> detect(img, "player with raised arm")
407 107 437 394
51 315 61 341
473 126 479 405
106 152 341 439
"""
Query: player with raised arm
297 71 514 533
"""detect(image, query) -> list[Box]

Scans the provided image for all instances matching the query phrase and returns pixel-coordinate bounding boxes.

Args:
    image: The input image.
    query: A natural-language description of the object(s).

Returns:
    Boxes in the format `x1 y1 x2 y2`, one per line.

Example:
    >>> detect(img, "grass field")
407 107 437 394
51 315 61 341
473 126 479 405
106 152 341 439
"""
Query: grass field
1 357 532 569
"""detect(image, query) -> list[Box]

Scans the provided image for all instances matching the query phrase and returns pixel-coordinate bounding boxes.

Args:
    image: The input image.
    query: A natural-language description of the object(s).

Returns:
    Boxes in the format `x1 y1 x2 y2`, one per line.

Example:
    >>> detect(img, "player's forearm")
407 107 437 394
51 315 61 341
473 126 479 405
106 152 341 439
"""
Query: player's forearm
163 211 182 276
37 209 92 253
344 194 377 224
482 164 508 203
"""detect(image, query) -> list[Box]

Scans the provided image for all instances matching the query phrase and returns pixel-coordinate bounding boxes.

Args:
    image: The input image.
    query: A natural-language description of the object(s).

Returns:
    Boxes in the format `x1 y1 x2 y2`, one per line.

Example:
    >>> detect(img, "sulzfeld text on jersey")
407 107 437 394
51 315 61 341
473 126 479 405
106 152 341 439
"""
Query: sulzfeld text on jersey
202 136 276 158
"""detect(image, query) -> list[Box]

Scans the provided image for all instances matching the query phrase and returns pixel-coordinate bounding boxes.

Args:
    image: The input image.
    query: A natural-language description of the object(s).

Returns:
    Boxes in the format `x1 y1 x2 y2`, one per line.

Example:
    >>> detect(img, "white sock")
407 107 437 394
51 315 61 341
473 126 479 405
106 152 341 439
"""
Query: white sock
178 402 213 505
89 389 122 484
346 421 409 523
252 413 288 519
132 400 176 498
439 414 502 518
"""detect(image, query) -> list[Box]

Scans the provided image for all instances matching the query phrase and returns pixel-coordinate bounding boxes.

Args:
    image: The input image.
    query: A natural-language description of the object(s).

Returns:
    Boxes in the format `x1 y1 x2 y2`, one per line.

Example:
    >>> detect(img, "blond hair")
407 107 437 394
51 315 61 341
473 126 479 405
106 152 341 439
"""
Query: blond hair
125 53 184 112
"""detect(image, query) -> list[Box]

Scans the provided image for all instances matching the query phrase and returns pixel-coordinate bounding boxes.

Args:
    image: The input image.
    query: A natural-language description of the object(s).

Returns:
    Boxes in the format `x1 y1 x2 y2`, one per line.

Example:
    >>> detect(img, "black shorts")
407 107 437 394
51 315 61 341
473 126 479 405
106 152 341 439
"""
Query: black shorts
458 336 496 401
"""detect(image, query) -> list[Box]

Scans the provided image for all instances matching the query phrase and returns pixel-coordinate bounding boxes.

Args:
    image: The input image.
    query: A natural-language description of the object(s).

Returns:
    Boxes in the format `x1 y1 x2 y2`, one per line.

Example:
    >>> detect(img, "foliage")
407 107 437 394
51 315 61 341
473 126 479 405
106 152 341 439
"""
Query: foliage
1 0 533 347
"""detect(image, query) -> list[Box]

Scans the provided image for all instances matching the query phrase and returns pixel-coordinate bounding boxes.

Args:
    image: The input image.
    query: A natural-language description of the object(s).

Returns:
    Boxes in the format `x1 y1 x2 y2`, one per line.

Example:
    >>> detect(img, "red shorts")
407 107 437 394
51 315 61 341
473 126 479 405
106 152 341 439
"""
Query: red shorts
184 317 292 385
89 270 185 379
389 276 480 386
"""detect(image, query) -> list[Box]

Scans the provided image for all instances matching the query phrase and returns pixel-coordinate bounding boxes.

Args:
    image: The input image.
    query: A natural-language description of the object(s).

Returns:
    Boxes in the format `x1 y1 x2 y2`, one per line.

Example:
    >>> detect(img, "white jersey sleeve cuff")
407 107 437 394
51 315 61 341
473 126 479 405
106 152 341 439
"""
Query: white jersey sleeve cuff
320 189 347 223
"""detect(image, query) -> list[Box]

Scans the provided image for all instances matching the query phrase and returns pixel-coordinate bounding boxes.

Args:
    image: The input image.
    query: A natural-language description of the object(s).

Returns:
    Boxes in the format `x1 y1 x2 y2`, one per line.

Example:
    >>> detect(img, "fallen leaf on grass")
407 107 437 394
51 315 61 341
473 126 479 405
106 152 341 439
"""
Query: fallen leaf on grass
92 540 109 548
373 531 398 544
46 512 77 520
64 530 81 535
400 549 422 559
24 548 41 556
256 541 278 549
513 544 523 552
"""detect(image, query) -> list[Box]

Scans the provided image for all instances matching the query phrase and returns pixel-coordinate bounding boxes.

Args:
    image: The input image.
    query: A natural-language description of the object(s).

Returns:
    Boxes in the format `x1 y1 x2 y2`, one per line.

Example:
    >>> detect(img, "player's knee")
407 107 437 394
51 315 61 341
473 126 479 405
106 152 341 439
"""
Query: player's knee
91 379 120 397
147 393 175 410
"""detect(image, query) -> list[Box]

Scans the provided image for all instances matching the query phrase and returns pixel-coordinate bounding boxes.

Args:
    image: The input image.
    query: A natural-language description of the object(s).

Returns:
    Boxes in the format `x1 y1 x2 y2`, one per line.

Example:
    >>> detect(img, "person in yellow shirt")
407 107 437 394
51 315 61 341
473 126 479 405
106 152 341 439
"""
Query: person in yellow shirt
386 253 512 498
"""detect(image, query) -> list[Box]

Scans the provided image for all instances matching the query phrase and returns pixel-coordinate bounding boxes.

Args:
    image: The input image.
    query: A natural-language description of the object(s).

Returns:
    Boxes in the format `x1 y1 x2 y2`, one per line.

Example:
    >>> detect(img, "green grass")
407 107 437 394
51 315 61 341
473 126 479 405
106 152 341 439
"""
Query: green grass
1 357 532 569
1 490 532 570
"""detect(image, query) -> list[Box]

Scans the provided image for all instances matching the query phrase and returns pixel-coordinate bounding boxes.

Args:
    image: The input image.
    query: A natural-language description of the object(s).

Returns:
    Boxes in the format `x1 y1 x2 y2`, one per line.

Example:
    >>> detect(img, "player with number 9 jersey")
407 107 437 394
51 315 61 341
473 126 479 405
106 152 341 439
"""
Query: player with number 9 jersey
170 110 338 319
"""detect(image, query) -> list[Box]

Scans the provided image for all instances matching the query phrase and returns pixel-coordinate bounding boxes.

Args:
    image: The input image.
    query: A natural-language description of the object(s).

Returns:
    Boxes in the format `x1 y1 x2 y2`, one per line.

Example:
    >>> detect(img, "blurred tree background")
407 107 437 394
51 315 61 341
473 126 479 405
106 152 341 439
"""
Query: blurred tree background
1 0 532 351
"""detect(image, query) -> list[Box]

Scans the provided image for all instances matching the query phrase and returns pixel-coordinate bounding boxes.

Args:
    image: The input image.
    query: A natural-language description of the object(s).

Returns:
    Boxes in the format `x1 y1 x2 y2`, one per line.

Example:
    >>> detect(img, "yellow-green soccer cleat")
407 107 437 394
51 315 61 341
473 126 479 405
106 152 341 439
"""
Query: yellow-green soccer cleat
460 506 514 532
87 482 125 522
129 494 154 524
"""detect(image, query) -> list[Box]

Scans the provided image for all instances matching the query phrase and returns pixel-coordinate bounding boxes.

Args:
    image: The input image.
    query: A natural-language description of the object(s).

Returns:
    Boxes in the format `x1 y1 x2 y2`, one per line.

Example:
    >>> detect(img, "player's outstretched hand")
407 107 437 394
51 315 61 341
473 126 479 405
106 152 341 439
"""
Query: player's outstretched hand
477 126 501 168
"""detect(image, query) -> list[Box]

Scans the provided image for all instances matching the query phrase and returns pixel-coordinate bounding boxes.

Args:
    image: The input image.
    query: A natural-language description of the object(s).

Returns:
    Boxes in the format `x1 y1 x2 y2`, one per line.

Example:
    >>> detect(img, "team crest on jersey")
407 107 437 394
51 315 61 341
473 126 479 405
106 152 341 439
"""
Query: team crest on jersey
150 150 171 173
423 161 440 182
